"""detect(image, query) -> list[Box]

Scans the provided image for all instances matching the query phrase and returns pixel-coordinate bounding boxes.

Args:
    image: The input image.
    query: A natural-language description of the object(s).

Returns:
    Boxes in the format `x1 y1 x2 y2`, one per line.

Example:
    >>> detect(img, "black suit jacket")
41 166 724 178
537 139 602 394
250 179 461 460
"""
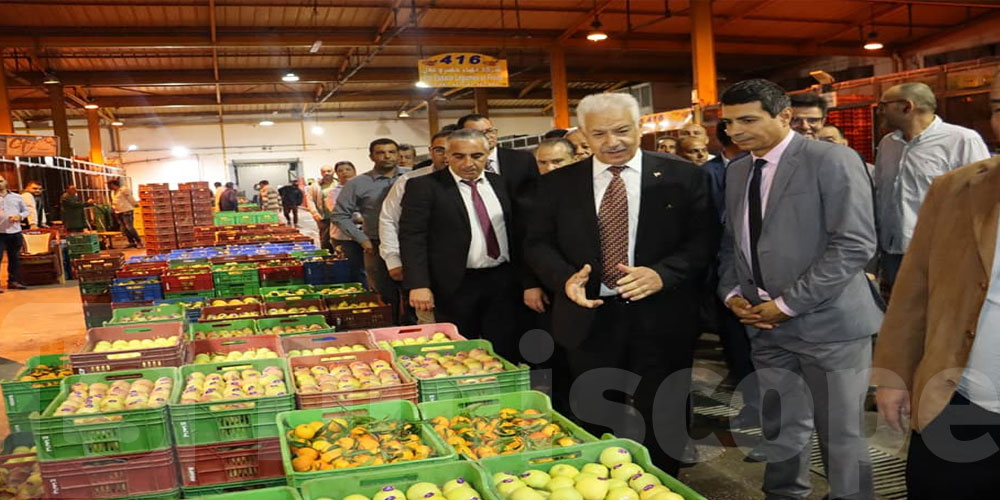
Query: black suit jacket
526 151 722 348
496 148 541 289
399 168 518 298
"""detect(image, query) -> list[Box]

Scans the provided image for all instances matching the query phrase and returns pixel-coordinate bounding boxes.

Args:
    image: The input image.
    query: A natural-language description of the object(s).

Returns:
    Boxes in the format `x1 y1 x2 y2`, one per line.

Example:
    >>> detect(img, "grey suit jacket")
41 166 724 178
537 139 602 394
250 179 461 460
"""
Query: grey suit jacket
717 133 882 342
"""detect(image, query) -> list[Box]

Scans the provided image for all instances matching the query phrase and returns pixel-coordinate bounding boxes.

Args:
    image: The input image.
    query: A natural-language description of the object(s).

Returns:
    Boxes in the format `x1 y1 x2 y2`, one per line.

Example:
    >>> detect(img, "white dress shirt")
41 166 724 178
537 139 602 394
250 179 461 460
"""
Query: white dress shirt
111 189 138 214
959 215 1000 413
450 170 509 269
0 192 29 234
726 130 797 317
20 192 38 227
379 166 436 269
593 150 643 296
487 148 501 175
874 116 990 254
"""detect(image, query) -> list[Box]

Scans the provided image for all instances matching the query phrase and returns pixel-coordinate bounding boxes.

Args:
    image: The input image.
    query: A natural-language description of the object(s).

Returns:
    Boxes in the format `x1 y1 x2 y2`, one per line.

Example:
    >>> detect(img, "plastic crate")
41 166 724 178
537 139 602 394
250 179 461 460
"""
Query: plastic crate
254 212 280 224
78 280 112 295
478 438 708 500
213 264 261 286
214 284 261 297
418 391 597 459
200 303 263 322
107 303 184 326
214 212 238 226
299 460 499 500
175 438 284 488
83 303 114 329
169 258 210 268
188 335 283 364
302 257 352 285
326 294 393 329
262 299 327 318
258 260 304 283
188 319 261 341
111 276 164 302
291 349 417 409
68 233 99 245
181 480 291 498
370 323 466 350
277 400 456 487
1 354 70 415
111 299 155 310
32 367 181 460
313 282 368 298
71 322 186 374
163 268 214 293
260 284 318 301
170 359 295 447
116 261 169 278
155 296 208 323
393 340 530 402
205 295 263 307
40 448 180 499
281 330 377 357
290 249 331 258
6 411 32 434
256 315 334 336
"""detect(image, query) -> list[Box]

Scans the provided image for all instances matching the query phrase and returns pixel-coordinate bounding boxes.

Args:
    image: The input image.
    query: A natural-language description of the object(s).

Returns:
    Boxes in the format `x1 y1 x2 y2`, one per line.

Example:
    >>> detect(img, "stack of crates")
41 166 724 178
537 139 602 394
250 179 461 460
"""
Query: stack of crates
139 184 177 254
0 354 71 434
171 189 196 249
169 359 293 496
212 261 261 297
66 233 100 262
74 253 124 328
31 368 182 499
181 181 216 229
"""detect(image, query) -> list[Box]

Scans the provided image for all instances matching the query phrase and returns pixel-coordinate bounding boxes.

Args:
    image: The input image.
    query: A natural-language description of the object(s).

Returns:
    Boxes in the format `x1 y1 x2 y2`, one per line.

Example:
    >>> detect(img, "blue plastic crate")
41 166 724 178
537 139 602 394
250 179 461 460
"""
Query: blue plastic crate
154 296 207 323
111 276 164 302
302 257 351 285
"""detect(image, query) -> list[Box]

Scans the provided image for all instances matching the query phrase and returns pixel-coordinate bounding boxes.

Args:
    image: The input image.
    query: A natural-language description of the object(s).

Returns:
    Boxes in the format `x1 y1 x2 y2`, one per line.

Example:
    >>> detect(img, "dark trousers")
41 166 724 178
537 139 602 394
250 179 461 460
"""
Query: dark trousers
362 243 404 325
115 211 141 246
316 219 333 251
719 301 760 413
907 392 1000 499
879 252 904 303
0 232 24 286
434 264 520 362
283 203 299 226
562 294 700 476
333 239 367 285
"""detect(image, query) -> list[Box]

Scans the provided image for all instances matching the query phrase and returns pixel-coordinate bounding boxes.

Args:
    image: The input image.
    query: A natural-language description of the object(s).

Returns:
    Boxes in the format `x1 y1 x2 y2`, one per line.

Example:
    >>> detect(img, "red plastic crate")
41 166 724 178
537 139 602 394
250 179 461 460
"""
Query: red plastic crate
40 448 179 499
175 438 283 487
179 182 210 190
163 269 214 292
111 300 155 310
117 261 169 278
71 322 186 374
81 292 112 304
186 335 283 364
290 349 417 409
258 260 304 282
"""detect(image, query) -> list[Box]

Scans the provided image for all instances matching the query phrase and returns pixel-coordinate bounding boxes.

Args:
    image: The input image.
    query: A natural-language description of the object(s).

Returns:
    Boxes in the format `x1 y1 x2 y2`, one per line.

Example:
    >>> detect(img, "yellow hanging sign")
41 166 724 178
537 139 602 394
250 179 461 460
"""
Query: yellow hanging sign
418 53 509 88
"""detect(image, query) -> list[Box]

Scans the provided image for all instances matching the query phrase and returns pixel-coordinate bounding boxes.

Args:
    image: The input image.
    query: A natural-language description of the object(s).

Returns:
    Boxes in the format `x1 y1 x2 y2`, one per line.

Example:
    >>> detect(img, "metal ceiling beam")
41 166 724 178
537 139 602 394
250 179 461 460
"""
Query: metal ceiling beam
868 0 1000 8
899 9 1000 55
810 4 908 46
715 0 778 29
557 0 616 43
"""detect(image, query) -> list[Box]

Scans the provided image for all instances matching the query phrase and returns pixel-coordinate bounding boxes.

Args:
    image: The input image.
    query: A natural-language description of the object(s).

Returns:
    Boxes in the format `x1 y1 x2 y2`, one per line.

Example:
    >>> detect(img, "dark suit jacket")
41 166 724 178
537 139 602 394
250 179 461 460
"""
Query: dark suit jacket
399 168 518 298
497 147 541 288
526 151 722 348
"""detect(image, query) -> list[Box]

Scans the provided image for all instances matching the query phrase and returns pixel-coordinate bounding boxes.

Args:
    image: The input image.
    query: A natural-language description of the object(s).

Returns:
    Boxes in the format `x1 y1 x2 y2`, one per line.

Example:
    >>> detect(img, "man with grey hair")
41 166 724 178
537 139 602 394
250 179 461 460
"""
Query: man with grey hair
874 81 990 296
399 128 526 360
526 91 720 474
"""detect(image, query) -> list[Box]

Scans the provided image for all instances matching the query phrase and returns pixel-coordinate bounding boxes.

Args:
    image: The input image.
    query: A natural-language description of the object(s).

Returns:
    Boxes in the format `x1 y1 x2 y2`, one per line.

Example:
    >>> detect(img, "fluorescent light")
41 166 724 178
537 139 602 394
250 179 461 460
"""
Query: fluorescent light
398 110 410 118
259 120 275 126
84 102 99 110
127 144 138 152
310 40 323 53
111 120 124 127
42 74 60 85
171 146 189 157
282 72 300 82
414 80 430 88
311 125 324 135
863 31 883 51
587 17 608 42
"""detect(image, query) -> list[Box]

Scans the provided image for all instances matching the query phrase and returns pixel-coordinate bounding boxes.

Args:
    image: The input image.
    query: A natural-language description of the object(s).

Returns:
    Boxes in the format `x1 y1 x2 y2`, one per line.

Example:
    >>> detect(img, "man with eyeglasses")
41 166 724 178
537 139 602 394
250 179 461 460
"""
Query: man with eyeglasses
873 82 990 298
790 92 828 139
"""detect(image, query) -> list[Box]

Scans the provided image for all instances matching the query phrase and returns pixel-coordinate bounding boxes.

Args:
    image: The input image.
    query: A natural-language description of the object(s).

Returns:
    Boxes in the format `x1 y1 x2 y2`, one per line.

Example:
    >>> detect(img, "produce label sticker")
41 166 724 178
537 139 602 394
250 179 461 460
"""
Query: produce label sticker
418 53 509 88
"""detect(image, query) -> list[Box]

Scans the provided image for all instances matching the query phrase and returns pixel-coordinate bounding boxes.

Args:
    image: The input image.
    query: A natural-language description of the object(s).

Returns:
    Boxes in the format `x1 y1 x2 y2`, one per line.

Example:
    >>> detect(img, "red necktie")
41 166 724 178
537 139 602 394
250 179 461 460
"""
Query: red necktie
461 179 501 259
599 166 629 289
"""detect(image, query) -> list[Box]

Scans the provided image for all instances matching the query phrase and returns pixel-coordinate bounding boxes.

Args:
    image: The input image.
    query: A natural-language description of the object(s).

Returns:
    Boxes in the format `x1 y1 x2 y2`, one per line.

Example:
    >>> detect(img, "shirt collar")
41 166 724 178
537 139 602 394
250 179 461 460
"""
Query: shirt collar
365 168 400 180
488 148 498 166
752 130 795 167
450 168 486 186
890 115 942 144
592 149 643 178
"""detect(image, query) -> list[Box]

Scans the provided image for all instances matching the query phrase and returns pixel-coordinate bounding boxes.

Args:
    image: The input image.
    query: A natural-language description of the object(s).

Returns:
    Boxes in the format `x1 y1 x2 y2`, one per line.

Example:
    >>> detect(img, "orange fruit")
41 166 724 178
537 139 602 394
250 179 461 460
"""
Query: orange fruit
311 440 332 452
294 424 316 440
291 455 314 472
296 448 319 461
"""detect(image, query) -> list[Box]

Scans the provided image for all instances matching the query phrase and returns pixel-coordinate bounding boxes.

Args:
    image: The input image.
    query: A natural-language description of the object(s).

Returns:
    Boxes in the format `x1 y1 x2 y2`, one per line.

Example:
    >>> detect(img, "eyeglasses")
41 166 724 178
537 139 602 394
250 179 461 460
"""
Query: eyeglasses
877 99 907 108
790 117 824 125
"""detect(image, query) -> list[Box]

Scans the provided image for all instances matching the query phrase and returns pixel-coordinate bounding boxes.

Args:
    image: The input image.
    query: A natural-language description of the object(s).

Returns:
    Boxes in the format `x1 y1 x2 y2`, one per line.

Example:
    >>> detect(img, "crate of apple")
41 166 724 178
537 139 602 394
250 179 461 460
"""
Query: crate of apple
282 330 377 357
291 350 417 408
201 303 263 321
53 376 174 415
397 349 504 379
72 322 186 374
189 335 284 364
480 441 705 500
393 340 530 402
179 365 288 404
299 462 496 500
370 323 466 350
189 319 260 340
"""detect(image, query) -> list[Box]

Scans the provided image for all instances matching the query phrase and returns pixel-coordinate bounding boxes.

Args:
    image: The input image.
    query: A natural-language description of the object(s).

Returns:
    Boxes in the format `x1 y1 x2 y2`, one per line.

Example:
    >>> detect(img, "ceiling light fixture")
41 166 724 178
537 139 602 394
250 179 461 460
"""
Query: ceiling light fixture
171 146 189 157
83 101 99 110
311 125 324 135
398 110 410 118
414 80 430 88
127 144 138 151
42 72 60 85
586 16 608 42
282 72 300 82
863 30 883 50
309 40 323 53
259 119 275 126
111 120 124 127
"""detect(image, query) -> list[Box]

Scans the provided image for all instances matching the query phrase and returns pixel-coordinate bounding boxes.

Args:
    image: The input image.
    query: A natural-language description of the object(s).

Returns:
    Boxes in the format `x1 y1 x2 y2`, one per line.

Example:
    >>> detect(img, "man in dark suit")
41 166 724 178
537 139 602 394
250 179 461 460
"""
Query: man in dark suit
526 93 721 474
399 129 524 360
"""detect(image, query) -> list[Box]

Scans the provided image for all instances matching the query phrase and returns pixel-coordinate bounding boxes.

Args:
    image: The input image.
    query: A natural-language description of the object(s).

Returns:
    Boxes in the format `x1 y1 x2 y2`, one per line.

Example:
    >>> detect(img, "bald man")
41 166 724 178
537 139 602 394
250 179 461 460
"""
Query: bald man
678 137 710 166
656 136 678 155
874 81 990 295
679 123 708 139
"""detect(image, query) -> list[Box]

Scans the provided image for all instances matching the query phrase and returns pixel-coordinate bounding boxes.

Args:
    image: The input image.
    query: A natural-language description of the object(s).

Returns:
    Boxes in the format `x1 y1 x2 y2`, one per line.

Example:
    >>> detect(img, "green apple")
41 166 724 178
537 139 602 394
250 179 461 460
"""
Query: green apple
374 488 404 500
494 473 518 485
580 464 609 479
599 447 632 469
509 487 546 500
407 482 442 500
443 478 471 494
546 477 576 492
549 489 584 500
606 479 627 491
445 486 480 500
574 477 610 500
604 488 638 500
549 464 580 479
609 463 643 482
497 479 528 497
647 492 683 500
520 470 552 489
637 486 670 500
627 474 661 492
573 473 598 484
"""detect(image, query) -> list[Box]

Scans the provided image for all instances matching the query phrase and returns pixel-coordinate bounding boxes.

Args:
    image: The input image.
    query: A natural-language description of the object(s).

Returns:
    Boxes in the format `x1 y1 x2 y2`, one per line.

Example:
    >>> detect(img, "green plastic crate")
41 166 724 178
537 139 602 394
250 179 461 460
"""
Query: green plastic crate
236 214 256 225
169 258 210 268
181 480 293 498
2 354 70 415
215 285 261 297
418 391 597 459
80 281 113 294
6 411 31 434
165 290 210 299
256 315 334 336
300 460 498 500
478 438 708 500
107 304 186 326
290 250 331 258
69 241 102 254
125 490 182 500
277 400 457 488
213 265 261 285
393 340 530 402
68 233 99 245
170 358 294 446
214 212 238 226
255 212 280 224
31 367 181 460
260 285 319 302
188 319 260 341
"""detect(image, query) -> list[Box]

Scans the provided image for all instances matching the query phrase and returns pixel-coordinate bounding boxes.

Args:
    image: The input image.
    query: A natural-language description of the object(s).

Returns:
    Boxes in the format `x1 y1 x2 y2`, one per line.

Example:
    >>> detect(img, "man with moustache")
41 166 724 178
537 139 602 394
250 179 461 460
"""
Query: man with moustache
333 139 405 323
678 136 711 166
380 129 452 324
656 136 679 155
526 92 720 474
718 79 880 499
400 129 524 359
565 128 593 162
